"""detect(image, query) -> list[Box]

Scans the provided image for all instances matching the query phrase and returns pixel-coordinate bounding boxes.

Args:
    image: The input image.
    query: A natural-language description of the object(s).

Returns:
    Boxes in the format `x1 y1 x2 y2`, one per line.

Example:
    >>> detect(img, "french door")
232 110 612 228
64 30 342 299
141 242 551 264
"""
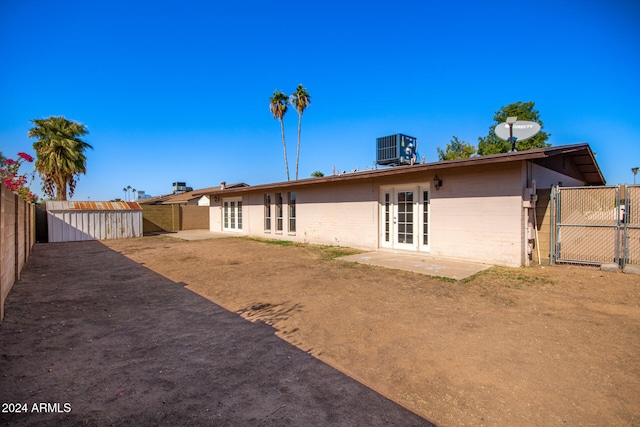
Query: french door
381 186 430 251
222 197 242 232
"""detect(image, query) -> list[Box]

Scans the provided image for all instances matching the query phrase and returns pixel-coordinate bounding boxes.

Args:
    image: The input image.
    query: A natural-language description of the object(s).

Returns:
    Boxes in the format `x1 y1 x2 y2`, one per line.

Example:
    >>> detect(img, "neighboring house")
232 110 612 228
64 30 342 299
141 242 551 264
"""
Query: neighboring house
139 183 249 206
205 144 605 267
139 183 248 232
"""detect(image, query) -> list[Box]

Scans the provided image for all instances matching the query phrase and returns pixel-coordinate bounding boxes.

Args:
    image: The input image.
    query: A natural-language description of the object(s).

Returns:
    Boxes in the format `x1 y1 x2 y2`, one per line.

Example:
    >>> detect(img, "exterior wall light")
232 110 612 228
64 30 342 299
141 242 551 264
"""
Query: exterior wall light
433 174 442 190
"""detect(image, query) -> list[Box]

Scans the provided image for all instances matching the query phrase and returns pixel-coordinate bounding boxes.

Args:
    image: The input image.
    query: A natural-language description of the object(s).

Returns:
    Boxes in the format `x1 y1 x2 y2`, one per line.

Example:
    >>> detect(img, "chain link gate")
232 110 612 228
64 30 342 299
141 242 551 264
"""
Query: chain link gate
550 185 640 268
624 185 640 266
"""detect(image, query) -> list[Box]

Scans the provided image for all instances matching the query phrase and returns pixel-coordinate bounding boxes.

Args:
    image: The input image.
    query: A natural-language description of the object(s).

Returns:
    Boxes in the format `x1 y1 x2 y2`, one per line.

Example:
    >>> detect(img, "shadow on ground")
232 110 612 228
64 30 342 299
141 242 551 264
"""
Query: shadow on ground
0 241 433 426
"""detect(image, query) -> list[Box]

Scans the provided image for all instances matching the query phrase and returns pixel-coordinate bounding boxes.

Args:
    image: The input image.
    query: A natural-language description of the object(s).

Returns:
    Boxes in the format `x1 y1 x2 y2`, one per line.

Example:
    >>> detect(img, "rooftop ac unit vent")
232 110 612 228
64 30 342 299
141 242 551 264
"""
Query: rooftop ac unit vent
376 134 418 166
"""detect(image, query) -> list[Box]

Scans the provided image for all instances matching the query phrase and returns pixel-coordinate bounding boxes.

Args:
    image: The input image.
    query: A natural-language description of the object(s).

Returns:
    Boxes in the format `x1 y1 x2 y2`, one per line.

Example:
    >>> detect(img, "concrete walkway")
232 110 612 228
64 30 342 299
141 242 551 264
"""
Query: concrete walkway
339 251 492 280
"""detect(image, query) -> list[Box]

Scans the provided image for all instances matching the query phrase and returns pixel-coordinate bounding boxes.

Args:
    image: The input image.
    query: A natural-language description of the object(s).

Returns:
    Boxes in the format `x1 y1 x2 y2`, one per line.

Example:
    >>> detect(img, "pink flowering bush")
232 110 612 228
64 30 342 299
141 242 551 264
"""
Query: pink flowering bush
1 152 37 203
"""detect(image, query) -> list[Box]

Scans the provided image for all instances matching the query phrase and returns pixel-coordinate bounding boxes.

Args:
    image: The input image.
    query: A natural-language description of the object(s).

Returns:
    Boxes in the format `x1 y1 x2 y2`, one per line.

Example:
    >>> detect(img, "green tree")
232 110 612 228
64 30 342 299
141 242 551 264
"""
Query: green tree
477 101 550 155
437 136 477 161
269 91 290 181
28 116 92 200
290 84 311 180
311 170 324 177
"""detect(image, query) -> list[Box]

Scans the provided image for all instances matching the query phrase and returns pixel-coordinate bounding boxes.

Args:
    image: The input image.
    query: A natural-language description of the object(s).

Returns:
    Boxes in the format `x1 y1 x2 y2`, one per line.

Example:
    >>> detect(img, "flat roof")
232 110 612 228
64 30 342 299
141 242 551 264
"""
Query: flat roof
204 143 605 195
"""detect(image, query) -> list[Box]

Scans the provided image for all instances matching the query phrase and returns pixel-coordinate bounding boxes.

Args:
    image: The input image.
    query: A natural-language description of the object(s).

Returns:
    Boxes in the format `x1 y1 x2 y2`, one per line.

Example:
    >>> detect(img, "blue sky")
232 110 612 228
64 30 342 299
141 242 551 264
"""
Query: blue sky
1 0 639 200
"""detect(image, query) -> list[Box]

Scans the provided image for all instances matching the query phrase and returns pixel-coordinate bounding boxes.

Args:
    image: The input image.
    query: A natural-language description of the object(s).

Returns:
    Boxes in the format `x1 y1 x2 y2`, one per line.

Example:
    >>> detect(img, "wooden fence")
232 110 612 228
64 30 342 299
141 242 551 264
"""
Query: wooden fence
0 184 36 320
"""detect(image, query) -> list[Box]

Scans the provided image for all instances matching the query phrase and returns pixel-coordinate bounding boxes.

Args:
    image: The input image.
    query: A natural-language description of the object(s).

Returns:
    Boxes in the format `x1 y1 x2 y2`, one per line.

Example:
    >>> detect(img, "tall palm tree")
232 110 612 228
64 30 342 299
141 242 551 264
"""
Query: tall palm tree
269 91 290 181
28 116 92 200
290 84 311 180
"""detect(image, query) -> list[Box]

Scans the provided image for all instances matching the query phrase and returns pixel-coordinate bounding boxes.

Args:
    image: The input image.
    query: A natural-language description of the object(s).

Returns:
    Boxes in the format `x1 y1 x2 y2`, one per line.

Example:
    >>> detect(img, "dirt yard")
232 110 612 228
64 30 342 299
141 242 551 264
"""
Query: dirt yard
102 235 640 427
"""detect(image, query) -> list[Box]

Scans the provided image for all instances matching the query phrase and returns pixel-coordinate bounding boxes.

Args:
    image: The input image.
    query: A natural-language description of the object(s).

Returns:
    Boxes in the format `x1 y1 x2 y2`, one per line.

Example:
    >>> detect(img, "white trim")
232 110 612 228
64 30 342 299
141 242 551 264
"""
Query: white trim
222 197 243 232
379 183 431 252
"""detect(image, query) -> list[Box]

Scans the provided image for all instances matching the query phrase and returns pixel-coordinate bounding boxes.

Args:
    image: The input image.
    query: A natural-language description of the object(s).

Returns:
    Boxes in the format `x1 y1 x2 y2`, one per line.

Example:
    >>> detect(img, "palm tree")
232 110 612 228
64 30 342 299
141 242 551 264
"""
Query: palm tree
123 187 128 201
269 91 290 181
28 116 92 200
290 84 311 180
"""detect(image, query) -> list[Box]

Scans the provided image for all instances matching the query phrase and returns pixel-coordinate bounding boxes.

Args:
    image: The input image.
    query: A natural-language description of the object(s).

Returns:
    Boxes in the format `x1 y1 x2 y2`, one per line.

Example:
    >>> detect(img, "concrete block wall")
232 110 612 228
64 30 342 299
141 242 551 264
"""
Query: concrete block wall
0 184 35 320
142 204 209 233
180 206 209 230
142 204 181 233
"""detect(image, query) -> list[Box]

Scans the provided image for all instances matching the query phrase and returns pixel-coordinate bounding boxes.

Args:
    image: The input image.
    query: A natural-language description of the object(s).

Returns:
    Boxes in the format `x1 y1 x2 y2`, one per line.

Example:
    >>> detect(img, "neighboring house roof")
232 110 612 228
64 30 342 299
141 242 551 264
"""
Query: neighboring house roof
204 143 605 196
138 183 249 205
137 194 175 205
46 201 142 211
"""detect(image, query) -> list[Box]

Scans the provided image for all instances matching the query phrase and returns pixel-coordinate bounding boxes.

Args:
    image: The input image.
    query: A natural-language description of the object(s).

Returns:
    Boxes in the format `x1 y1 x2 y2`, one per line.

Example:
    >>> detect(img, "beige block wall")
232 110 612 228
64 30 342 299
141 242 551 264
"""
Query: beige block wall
532 163 585 189
1 185 36 321
233 180 380 250
180 206 209 230
142 204 181 232
209 163 531 266
428 164 525 266
1 188 17 320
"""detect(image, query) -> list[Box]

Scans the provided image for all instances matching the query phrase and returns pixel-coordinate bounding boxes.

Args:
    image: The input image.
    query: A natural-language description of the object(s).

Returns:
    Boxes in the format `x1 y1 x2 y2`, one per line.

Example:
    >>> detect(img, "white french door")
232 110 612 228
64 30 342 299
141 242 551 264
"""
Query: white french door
395 189 417 249
380 186 430 252
222 197 243 232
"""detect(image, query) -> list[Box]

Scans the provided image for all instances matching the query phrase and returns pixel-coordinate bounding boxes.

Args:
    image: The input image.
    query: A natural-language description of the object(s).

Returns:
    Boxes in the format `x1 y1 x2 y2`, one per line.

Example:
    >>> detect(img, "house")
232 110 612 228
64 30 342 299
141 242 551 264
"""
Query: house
139 183 249 206
139 183 248 233
205 144 604 267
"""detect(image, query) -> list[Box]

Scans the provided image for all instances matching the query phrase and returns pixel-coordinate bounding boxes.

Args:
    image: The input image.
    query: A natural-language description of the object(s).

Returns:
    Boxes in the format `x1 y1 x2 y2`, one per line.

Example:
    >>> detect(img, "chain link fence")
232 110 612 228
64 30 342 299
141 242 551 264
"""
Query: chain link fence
551 185 639 268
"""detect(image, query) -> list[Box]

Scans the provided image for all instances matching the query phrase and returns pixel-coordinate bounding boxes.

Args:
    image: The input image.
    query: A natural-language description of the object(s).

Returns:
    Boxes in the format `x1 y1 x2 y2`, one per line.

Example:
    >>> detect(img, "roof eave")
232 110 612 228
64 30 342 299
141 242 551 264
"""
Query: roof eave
203 143 605 195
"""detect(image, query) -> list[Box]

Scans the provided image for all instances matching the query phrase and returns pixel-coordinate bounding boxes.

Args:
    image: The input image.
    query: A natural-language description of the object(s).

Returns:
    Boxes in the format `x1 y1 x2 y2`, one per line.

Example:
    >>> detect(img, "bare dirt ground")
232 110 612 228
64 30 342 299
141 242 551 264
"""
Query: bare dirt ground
100 235 640 427
0 239 429 426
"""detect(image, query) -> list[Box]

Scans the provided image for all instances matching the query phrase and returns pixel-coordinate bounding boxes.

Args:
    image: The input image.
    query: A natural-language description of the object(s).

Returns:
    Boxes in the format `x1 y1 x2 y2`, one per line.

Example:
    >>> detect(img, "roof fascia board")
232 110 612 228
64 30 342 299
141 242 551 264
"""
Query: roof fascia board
205 144 601 195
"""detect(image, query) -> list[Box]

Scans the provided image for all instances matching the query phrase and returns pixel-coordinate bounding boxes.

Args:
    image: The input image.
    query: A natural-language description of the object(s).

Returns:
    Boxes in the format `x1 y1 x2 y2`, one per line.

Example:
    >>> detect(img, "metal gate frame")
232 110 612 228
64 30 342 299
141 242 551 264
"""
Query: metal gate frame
623 185 640 266
550 184 639 268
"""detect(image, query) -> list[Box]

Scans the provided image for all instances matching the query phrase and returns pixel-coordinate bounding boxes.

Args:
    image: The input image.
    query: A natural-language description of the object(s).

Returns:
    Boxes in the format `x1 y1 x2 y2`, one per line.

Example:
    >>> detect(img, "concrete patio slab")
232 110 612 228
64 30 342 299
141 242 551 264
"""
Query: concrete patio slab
338 251 492 280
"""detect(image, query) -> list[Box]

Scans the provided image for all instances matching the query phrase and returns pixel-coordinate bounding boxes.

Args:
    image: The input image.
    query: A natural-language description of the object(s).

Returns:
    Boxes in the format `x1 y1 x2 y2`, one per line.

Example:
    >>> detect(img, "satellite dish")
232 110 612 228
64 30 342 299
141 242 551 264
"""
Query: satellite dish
495 121 541 142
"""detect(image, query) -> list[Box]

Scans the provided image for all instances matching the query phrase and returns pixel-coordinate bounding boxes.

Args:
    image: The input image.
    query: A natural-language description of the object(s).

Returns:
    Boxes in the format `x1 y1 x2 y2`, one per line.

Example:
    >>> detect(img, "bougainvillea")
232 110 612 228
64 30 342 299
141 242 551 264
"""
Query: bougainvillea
0 152 37 203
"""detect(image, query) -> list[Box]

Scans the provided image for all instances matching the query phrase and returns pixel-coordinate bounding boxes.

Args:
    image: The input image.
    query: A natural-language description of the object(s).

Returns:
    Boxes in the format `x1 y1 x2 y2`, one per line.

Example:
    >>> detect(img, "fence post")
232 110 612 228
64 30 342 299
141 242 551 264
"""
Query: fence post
623 184 630 268
550 186 558 265
614 185 621 266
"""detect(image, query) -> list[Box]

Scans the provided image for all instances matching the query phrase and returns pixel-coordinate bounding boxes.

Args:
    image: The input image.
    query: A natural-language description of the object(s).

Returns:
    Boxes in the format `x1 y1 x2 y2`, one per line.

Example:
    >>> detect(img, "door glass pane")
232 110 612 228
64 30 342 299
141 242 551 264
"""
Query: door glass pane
288 192 296 232
384 192 390 242
397 191 414 244
230 201 236 228
276 193 283 231
264 194 271 230
423 190 429 245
